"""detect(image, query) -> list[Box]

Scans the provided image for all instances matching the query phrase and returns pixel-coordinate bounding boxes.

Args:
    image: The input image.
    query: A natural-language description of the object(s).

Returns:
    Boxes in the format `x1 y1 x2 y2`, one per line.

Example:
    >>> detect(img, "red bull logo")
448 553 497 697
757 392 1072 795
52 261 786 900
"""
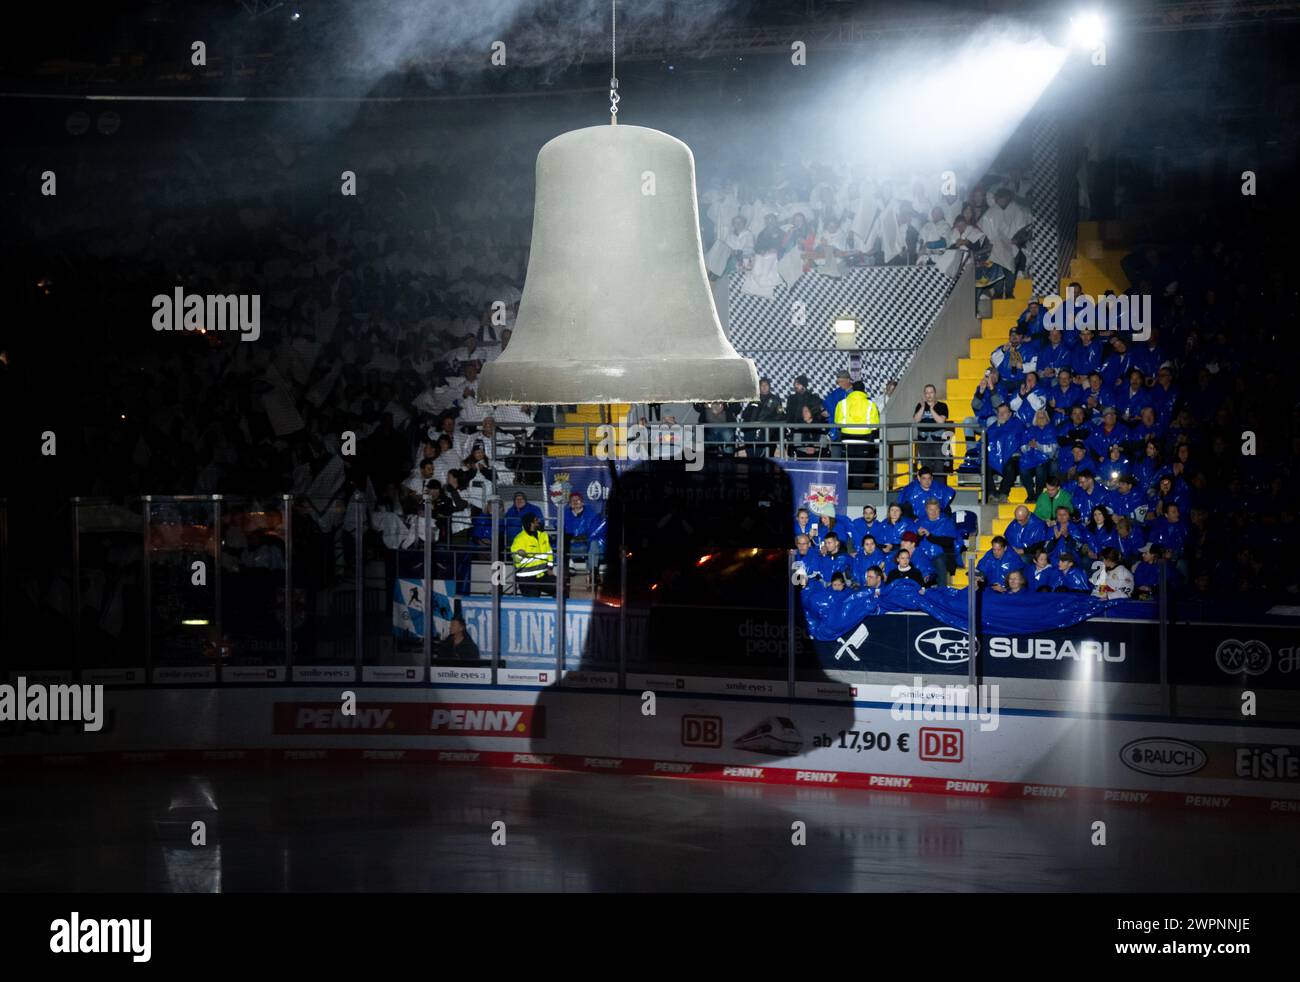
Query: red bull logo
805 483 838 514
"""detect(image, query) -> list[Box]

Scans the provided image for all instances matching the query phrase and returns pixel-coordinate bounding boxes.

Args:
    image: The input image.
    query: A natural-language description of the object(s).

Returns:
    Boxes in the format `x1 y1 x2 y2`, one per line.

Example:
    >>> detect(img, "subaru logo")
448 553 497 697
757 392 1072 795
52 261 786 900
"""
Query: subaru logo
915 626 977 664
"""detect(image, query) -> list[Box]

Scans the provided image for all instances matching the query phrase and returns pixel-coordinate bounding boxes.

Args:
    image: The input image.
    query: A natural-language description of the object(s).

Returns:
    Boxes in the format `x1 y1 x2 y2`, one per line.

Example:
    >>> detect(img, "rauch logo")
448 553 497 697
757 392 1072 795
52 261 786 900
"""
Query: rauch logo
1120 737 1207 777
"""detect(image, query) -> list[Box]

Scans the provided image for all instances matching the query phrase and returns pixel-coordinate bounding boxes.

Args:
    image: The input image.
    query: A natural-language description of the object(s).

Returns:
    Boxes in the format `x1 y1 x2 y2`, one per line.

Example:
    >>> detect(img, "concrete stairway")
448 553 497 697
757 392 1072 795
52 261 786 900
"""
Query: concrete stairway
942 222 1131 586
546 404 631 456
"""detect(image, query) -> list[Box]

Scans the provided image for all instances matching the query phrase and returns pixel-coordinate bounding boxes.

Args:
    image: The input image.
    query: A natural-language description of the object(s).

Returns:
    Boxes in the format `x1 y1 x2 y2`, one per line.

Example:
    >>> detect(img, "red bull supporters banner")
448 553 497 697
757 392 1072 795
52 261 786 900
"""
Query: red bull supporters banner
543 455 846 524
777 459 848 520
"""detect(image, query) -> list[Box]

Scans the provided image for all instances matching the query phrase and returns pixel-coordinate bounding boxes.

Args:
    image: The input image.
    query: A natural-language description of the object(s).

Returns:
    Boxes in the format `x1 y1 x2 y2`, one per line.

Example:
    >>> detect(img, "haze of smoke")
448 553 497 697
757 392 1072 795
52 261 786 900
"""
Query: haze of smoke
336 0 751 80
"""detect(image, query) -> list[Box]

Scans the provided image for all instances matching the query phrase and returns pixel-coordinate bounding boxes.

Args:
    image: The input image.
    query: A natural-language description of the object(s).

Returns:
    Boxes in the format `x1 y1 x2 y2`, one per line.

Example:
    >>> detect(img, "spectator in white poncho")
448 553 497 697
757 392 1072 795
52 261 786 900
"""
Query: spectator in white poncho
917 206 952 255
980 187 1034 298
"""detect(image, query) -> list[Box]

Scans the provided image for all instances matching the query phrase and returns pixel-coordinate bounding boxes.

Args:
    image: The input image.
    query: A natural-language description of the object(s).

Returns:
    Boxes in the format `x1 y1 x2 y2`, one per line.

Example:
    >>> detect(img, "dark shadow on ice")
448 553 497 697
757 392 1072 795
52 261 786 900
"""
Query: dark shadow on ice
531 454 853 763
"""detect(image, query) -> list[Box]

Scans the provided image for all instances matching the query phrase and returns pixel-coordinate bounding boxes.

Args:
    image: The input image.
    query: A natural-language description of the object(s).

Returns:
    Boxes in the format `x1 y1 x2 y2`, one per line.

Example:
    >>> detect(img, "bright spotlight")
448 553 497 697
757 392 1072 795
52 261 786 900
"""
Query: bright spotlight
1070 11 1105 50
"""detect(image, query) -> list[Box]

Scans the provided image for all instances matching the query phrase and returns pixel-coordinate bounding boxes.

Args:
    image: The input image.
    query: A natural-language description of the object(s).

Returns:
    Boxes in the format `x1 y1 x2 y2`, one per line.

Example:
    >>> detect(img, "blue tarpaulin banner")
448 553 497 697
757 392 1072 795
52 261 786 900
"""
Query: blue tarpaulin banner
802 579 1120 641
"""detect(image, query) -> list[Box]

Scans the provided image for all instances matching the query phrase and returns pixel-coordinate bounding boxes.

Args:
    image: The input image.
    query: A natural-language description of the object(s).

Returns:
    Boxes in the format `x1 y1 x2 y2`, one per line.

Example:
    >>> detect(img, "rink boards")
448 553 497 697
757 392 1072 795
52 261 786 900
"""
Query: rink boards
1 682 1298 814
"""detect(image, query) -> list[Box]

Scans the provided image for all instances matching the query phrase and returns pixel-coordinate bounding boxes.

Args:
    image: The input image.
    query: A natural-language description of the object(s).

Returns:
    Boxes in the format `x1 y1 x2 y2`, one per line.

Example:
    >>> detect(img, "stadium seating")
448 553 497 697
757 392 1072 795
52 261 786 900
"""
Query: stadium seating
945 222 1133 586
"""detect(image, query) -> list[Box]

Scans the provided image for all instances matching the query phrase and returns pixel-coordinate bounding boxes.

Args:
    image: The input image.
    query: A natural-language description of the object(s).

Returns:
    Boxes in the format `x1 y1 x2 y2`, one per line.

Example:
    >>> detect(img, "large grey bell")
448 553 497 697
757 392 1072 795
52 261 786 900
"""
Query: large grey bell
477 124 759 405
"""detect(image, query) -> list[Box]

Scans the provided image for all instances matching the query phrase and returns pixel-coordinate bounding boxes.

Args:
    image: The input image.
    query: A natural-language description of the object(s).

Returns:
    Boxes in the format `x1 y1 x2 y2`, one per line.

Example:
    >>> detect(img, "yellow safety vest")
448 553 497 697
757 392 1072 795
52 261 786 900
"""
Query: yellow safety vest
510 529 553 577
835 390 880 436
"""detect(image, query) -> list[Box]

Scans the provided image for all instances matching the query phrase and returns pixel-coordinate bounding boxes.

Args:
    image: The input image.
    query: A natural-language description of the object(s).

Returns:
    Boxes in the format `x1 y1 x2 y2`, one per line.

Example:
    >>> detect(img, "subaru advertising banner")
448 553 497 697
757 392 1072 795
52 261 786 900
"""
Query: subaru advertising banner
811 611 1160 684
457 596 1297 690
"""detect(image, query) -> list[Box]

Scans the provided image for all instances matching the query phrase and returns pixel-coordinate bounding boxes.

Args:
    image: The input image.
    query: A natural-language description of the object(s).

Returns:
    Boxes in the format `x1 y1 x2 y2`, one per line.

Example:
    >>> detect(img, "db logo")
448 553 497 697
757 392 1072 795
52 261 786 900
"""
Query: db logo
919 727 963 763
681 715 722 748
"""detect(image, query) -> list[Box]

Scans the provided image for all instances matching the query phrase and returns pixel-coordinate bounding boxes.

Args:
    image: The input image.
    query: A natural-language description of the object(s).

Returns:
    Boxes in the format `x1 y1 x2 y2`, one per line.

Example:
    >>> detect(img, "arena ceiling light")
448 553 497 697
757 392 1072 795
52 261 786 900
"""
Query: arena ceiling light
1069 11 1106 49
809 22 1068 185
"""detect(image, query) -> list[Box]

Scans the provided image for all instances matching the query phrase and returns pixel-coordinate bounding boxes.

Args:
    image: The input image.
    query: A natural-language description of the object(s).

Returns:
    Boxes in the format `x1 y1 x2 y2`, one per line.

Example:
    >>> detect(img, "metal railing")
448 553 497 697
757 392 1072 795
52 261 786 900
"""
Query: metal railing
5 491 1294 728
1 490 1296 726
480 418 989 501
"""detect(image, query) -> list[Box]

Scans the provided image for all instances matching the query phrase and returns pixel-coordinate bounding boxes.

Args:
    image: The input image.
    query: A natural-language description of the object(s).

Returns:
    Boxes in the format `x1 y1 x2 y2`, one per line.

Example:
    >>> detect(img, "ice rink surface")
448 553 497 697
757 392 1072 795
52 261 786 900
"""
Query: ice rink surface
0 766 1293 892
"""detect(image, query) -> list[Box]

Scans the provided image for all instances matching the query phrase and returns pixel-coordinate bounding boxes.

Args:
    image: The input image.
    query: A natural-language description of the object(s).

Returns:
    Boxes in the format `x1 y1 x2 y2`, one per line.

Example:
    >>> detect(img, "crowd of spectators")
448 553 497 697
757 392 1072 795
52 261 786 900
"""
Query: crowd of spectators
4 131 559 593
972 221 1298 601
5 117 1032 540
700 163 1035 300
794 214 1299 603
7 107 1291 624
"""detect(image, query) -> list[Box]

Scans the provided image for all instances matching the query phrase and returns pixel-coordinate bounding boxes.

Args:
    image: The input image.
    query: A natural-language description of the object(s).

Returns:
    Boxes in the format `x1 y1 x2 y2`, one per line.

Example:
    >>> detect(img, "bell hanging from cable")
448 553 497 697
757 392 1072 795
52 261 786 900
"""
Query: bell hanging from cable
476 121 759 405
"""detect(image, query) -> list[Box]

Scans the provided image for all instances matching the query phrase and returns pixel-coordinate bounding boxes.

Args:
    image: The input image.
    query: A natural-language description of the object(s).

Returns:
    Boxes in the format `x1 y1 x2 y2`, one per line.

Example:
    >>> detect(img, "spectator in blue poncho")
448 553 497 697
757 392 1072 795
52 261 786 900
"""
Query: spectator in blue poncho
985 403 1027 503
975 536 1024 591
875 502 915 554
1073 470 1114 520
1004 504 1050 557
793 506 819 544
502 491 543 545
1027 548 1061 591
819 532 852 581
1003 569 1031 597
1086 407 1127 462
1113 515 1147 563
897 466 955 519
561 491 604 573
794 533 821 583
1082 506 1121 562
851 535 887 584
1046 505 1089 561
1018 407 1059 499
913 499 959 585
850 504 883 550
1147 502 1189 563
1054 551 1092 593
